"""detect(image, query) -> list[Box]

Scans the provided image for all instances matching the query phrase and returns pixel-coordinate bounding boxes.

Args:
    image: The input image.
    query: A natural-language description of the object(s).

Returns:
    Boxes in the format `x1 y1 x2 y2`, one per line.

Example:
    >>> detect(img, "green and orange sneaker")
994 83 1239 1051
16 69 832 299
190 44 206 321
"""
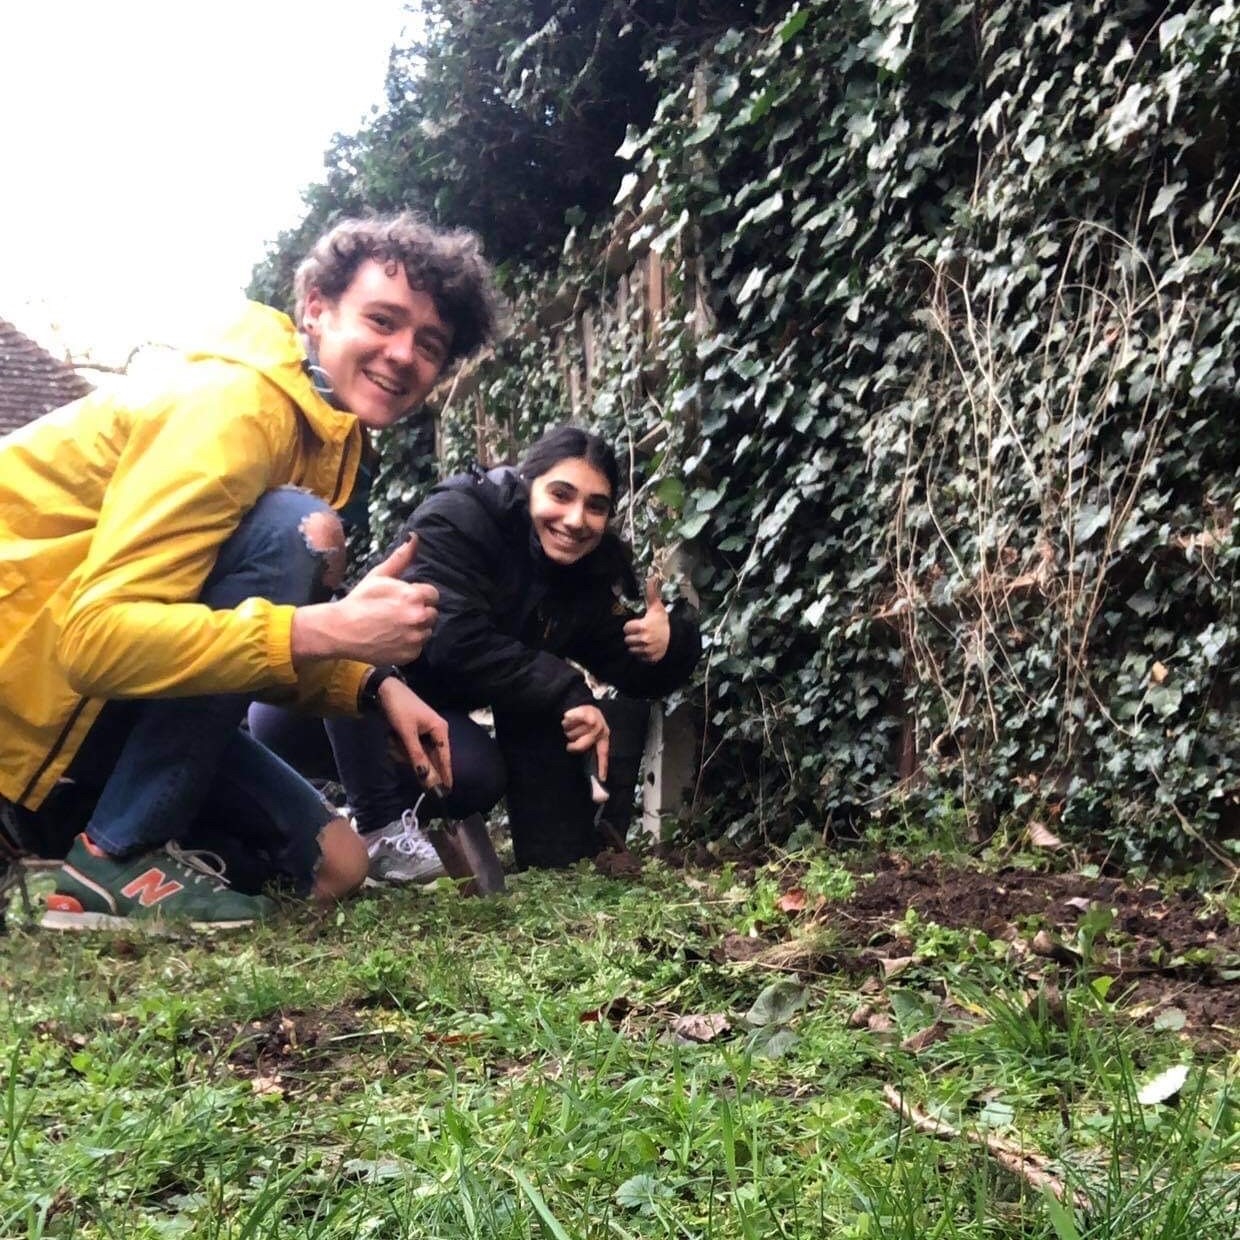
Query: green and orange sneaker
42 835 274 931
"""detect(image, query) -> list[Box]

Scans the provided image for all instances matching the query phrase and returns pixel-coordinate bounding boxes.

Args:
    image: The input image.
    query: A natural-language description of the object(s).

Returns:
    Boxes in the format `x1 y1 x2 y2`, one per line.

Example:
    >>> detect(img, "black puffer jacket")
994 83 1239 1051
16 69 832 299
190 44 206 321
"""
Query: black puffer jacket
397 467 700 715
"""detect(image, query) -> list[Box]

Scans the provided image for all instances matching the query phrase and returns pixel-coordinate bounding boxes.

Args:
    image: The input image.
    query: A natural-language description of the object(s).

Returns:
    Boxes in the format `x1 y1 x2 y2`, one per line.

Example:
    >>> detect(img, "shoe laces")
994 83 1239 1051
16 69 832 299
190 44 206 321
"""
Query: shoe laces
165 841 231 891
392 796 435 859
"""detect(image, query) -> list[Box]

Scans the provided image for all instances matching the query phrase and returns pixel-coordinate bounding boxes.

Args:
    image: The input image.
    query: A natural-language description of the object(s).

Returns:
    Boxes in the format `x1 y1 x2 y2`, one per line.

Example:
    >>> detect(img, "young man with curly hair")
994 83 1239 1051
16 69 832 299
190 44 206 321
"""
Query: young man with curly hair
0 214 501 930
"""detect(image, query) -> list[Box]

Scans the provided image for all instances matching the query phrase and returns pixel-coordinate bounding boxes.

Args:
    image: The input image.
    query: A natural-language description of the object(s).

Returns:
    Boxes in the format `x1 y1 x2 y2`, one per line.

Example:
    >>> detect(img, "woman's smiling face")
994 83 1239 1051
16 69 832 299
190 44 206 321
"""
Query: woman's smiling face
528 457 613 565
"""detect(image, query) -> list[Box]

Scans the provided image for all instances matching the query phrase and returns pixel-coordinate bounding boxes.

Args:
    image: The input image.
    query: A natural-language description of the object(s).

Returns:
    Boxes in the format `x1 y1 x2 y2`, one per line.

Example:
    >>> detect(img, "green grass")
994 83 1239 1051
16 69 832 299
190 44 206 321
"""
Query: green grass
1 859 1236 1238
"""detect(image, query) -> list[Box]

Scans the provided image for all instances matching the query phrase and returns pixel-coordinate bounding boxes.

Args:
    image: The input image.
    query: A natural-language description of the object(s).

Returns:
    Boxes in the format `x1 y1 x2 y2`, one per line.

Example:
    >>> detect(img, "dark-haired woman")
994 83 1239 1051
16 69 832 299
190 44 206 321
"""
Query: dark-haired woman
250 424 701 876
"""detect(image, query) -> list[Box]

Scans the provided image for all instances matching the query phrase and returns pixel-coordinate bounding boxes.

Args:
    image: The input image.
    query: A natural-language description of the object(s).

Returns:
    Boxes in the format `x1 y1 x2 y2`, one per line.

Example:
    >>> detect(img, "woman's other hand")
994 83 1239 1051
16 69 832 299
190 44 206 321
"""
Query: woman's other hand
623 574 670 663
380 677 453 792
561 704 609 780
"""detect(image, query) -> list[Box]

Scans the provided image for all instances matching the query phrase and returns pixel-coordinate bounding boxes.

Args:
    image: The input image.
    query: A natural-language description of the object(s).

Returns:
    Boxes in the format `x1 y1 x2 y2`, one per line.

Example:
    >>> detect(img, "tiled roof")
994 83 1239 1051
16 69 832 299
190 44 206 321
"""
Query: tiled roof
0 317 93 436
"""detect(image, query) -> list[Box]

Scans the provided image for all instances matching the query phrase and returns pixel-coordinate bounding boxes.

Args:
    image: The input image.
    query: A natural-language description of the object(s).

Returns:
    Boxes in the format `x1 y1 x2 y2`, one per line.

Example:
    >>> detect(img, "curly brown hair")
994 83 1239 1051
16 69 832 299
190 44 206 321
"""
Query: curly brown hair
293 214 503 367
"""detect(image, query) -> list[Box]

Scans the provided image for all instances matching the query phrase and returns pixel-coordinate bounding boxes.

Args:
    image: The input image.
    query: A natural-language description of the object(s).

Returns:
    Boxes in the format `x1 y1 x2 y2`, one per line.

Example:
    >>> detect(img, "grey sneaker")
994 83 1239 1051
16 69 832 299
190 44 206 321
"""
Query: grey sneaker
362 808 447 884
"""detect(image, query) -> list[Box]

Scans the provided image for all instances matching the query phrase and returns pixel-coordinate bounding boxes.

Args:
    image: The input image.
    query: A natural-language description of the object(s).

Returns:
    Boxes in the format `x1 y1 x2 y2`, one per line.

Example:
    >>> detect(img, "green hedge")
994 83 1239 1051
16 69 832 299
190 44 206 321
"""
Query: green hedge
370 0 1240 860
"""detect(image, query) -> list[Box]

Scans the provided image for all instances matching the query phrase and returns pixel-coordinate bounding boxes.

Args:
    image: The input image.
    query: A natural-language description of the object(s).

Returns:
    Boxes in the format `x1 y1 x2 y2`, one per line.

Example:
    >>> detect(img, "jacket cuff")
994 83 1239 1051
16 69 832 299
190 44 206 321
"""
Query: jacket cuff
265 604 300 685
332 660 373 716
560 679 596 713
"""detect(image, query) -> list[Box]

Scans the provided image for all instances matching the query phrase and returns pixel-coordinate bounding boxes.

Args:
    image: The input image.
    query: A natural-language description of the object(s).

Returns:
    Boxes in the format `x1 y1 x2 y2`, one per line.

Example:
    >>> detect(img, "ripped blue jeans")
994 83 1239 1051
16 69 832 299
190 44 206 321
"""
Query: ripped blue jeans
56 488 342 893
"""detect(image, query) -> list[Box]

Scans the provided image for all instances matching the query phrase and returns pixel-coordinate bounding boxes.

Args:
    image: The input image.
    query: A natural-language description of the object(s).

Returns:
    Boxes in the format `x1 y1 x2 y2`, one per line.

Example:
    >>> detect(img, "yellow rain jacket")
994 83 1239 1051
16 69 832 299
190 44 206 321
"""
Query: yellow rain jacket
0 302 370 809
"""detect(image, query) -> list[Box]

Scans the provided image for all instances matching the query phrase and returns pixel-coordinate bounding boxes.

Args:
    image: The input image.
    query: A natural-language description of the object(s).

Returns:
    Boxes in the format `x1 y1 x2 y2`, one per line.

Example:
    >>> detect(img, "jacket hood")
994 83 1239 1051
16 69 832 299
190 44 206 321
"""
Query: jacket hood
185 301 359 448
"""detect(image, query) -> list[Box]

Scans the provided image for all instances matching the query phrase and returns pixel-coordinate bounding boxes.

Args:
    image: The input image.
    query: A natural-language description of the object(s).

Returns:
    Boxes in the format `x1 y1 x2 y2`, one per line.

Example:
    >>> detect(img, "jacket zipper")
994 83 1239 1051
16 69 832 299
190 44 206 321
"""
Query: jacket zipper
19 695 89 806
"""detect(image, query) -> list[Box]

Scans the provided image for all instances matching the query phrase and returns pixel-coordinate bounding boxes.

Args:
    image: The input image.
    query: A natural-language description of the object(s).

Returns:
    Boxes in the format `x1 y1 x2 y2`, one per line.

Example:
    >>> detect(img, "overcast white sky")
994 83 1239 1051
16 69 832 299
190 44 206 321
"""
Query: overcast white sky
1 0 416 364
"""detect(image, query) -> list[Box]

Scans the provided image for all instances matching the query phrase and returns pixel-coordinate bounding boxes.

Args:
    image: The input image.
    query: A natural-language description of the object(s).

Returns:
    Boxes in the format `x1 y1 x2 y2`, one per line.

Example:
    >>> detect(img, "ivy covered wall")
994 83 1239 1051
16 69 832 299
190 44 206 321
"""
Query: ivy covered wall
269 0 1240 860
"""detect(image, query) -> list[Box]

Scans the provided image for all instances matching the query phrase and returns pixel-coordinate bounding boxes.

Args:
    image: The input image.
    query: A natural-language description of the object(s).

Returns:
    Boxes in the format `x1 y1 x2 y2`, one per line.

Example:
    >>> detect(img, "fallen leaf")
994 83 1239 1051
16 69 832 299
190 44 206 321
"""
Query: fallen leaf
1137 1063 1189 1105
580 996 632 1025
777 888 807 914
1028 821 1063 849
1153 1008 1187 1033
867 1011 894 1034
251 1075 284 1097
669 1013 731 1043
848 1003 875 1029
878 955 915 979
342 1157 405 1182
901 1020 951 1053
1064 897 1092 913
422 1030 487 1045
1030 930 1081 965
713 932 767 963
1150 660 1169 684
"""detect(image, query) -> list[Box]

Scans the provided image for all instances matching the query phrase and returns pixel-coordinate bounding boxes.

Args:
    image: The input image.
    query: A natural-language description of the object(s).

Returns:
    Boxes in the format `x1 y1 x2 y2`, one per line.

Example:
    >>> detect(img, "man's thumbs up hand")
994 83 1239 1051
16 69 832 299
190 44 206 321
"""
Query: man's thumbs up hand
291 532 440 669
623 573 671 664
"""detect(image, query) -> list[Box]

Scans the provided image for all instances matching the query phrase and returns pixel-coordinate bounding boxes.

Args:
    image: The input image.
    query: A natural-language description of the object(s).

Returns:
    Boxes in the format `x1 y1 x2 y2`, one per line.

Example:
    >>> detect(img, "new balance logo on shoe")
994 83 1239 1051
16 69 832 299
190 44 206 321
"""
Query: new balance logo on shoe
42 835 274 931
120 869 185 907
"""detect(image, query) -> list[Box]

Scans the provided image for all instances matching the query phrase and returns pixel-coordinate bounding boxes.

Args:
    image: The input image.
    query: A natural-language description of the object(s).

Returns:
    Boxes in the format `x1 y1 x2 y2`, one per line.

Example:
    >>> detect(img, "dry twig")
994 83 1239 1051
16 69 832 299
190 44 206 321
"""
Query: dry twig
882 1085 1090 1213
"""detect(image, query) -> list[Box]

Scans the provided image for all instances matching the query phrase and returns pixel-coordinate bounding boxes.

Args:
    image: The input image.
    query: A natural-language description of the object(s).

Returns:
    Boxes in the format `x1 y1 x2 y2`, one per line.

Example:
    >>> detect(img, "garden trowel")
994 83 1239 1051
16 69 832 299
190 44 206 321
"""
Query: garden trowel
427 812 506 897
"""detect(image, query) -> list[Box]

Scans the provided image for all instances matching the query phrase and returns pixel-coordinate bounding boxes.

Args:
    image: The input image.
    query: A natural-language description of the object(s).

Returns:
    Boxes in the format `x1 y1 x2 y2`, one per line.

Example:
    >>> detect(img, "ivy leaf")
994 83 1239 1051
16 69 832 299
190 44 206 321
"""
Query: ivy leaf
713 74 740 105
1148 181 1184 221
778 9 811 43
738 191 784 232
655 477 686 510
736 266 768 304
746 980 809 1027
1073 503 1111 544
615 126 644 161
685 111 721 146
978 1099 1015 1129
750 1025 799 1058
1159 13 1190 50
1105 83 1152 149
613 171 641 205
680 511 711 539
615 1174 672 1215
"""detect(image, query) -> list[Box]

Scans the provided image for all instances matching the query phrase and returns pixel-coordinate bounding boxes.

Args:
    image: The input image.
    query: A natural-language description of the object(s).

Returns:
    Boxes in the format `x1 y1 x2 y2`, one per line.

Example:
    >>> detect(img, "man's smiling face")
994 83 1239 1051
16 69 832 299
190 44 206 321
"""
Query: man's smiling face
302 258 453 429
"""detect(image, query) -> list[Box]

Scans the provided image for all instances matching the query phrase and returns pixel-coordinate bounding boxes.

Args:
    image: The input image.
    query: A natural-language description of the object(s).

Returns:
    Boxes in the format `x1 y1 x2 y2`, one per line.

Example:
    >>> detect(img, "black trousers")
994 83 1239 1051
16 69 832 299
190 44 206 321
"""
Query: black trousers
247 696 651 870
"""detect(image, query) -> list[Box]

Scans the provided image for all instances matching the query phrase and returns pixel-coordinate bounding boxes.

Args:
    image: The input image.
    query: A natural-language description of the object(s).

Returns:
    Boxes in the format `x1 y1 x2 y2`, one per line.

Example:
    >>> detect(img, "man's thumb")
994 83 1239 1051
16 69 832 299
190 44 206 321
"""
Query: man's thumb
645 573 664 610
370 532 419 580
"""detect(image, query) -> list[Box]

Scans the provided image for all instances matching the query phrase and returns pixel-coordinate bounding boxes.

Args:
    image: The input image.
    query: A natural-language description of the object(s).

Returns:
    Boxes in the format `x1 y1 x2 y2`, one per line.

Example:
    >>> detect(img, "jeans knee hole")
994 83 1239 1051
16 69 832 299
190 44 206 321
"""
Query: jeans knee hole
298 511 347 592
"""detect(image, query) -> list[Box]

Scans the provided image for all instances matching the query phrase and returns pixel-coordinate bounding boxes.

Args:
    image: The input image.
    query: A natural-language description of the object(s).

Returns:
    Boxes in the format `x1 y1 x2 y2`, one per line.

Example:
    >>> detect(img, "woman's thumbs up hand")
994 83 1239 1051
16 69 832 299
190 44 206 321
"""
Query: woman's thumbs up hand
622 573 671 663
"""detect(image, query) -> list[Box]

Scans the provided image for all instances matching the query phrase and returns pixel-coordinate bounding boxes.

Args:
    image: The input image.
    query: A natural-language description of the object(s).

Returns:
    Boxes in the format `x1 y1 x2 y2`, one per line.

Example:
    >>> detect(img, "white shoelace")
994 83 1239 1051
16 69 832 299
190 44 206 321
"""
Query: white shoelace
392 795 434 859
165 841 231 890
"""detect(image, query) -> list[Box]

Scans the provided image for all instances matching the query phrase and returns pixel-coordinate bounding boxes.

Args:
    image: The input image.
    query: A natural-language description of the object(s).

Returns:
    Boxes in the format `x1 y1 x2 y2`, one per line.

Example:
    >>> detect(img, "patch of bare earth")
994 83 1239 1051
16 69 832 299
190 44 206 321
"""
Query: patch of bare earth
204 1005 424 1096
719 858 1240 1049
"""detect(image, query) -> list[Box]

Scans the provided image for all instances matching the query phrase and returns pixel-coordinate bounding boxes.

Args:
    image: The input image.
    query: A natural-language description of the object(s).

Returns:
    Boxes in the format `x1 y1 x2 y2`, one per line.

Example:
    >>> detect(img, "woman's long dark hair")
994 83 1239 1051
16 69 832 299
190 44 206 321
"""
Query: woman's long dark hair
515 425 621 506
